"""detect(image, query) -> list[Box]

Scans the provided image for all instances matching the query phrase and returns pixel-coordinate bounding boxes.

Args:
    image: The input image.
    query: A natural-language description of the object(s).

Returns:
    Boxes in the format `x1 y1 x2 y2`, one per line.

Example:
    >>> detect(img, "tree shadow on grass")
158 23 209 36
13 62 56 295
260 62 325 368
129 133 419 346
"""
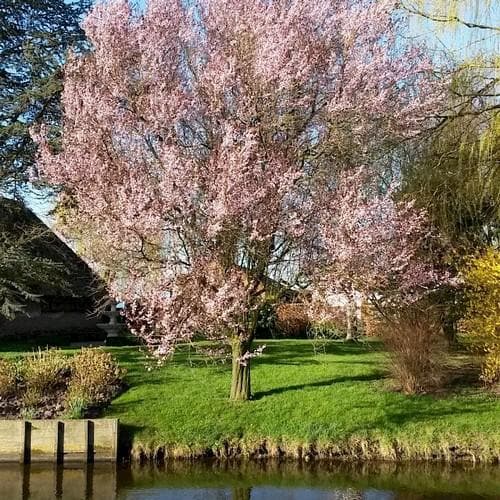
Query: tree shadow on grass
377 401 494 435
253 340 380 366
253 373 384 400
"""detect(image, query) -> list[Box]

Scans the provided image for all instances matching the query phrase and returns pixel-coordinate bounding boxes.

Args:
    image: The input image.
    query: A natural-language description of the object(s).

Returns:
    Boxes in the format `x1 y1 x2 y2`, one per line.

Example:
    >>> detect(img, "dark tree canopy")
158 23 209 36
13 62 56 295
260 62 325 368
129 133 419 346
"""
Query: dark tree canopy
0 0 91 197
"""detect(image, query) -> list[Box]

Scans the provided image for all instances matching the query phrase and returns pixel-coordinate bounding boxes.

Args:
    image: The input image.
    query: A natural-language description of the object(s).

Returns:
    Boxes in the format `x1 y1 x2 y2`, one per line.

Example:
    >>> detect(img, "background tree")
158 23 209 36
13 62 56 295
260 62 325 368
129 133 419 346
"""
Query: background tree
404 1 499 33
35 0 446 401
402 72 499 256
399 1 499 344
0 197 70 319
0 0 90 198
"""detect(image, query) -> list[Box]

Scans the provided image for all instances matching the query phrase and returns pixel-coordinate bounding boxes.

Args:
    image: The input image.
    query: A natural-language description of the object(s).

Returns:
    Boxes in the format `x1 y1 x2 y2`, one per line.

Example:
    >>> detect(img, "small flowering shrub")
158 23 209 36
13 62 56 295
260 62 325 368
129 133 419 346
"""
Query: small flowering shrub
67 348 125 408
0 358 17 398
21 348 68 395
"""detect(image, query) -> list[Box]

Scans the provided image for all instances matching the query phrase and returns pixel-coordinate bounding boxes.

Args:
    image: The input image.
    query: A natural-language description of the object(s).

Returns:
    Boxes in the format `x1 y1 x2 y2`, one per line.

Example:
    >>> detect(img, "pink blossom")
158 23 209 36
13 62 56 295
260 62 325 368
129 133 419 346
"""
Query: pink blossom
33 0 448 360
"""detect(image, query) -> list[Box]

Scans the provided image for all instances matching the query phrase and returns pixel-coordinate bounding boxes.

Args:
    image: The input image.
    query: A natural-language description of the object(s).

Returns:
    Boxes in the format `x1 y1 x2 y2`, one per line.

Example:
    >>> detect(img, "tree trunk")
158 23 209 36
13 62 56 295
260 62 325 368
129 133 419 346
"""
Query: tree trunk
345 308 353 341
345 296 360 342
230 337 252 401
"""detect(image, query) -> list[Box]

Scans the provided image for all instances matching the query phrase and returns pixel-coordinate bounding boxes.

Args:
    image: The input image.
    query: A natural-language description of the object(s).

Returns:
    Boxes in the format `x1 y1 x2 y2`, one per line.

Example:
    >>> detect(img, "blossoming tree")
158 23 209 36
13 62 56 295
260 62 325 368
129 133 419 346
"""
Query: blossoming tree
35 0 446 400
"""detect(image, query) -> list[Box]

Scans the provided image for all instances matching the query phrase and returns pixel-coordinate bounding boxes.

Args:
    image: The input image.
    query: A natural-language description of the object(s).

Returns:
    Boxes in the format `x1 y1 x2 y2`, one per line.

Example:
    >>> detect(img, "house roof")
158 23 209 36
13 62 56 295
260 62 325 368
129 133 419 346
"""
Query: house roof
0 196 101 298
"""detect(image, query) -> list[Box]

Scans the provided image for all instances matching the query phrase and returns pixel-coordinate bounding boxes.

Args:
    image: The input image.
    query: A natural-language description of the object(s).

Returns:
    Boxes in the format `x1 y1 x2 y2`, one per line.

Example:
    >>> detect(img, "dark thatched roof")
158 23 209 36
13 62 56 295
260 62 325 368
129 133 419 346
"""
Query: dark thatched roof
0 196 101 298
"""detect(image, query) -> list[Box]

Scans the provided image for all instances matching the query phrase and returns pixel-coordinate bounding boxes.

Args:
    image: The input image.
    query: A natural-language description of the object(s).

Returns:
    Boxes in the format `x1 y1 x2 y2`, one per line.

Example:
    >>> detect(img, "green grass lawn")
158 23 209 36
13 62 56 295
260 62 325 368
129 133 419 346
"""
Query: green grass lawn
1 339 499 461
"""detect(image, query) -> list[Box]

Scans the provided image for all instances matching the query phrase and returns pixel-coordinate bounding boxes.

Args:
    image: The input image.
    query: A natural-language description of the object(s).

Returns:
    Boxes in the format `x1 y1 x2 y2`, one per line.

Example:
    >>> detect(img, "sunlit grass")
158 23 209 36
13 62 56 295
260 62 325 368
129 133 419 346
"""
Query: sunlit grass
104 340 499 460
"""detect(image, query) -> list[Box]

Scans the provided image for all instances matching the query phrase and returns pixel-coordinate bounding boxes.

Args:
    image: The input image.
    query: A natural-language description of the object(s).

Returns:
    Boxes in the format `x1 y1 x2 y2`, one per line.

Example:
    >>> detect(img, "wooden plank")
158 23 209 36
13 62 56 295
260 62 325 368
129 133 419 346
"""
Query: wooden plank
0 420 25 462
89 419 119 462
28 420 59 462
0 419 118 463
63 420 89 462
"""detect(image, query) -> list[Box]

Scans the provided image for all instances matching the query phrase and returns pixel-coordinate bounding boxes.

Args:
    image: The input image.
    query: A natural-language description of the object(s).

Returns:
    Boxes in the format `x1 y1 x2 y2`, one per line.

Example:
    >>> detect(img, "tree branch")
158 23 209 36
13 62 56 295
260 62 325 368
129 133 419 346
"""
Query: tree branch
405 7 500 32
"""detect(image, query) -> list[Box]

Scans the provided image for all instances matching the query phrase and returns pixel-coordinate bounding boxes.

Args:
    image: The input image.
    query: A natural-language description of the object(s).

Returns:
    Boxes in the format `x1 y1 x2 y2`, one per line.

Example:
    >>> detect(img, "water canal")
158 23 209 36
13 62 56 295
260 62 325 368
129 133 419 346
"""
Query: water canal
0 460 498 499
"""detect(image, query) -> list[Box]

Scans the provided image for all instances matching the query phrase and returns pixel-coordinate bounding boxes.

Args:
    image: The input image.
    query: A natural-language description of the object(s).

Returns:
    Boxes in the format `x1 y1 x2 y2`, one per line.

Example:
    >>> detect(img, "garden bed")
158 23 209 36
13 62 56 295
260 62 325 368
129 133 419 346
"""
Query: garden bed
0 348 125 420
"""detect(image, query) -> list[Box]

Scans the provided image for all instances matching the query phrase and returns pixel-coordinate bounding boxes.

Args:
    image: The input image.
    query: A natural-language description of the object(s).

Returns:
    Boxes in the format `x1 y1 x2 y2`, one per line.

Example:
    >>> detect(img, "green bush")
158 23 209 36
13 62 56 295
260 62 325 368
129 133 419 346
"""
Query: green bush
67 348 124 406
65 396 89 419
0 357 17 397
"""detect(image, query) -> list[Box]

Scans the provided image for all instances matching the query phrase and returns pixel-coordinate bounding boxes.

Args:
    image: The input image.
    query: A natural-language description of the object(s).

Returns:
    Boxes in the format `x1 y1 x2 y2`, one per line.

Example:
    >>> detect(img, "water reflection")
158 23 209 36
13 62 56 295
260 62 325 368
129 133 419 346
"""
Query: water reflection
0 460 498 499
0 463 116 500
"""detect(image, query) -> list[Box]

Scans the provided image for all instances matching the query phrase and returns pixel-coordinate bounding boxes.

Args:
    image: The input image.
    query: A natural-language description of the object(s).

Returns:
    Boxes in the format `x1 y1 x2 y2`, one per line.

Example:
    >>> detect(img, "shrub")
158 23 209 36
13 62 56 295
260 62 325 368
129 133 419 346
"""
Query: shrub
308 319 346 354
481 345 500 385
67 348 124 406
361 302 380 337
21 348 68 395
275 303 311 338
22 387 43 408
0 357 17 398
459 248 500 385
378 305 447 394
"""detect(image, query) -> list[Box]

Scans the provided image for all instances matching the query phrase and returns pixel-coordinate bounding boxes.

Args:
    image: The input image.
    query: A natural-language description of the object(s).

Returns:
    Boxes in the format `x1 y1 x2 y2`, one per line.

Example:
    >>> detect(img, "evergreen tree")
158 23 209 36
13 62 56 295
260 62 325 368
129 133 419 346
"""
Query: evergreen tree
0 0 91 197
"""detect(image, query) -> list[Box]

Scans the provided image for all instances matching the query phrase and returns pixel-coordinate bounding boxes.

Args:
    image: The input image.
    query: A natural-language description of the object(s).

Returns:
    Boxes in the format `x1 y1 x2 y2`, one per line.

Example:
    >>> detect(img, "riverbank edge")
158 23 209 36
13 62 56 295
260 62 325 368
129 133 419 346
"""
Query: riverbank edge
126 436 500 464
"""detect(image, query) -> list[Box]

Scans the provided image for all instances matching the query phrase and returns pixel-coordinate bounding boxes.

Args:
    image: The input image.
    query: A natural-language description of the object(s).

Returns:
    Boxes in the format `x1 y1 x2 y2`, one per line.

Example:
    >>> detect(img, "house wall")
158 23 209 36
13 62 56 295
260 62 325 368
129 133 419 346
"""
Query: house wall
0 311 100 337
0 297 102 338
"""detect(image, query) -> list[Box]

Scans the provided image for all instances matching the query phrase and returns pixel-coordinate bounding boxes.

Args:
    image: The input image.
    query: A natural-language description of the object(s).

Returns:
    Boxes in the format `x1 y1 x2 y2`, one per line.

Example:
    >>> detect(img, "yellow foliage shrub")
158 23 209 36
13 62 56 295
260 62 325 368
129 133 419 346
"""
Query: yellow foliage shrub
0 358 17 398
68 348 125 405
21 348 68 394
481 345 500 385
460 248 500 384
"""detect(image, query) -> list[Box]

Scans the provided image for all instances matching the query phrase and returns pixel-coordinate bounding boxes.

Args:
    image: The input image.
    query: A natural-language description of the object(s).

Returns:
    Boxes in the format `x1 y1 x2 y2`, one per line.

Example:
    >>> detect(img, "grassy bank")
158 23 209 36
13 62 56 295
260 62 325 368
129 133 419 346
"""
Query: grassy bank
108 340 499 463
1 340 499 462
